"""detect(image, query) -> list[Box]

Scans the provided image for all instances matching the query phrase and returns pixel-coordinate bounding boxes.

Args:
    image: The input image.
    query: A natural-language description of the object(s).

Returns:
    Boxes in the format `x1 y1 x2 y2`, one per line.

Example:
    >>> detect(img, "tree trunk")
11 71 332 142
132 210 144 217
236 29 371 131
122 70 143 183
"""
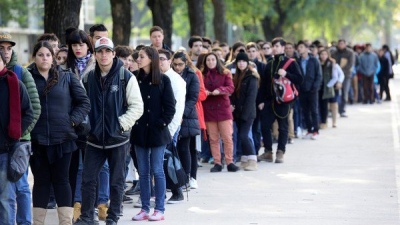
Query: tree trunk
260 0 296 41
211 0 227 42
110 0 131 46
147 0 173 48
44 0 82 45
186 0 205 37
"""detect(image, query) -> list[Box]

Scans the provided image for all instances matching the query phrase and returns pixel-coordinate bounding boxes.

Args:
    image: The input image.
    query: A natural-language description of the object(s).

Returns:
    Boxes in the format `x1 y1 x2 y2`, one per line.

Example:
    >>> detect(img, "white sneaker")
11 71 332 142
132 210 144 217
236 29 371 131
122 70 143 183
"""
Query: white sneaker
311 132 319 140
189 177 198 189
296 127 302 138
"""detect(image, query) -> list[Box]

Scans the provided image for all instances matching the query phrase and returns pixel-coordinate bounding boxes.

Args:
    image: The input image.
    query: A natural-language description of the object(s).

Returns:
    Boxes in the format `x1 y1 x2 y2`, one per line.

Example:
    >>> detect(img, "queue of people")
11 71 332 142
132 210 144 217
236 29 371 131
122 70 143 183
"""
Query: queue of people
0 23 397 225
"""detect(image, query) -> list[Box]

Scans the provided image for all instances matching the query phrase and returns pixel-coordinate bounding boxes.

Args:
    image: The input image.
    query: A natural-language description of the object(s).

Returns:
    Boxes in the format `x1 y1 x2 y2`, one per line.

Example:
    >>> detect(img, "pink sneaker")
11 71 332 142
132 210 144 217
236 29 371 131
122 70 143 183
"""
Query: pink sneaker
132 210 149 221
148 210 165 221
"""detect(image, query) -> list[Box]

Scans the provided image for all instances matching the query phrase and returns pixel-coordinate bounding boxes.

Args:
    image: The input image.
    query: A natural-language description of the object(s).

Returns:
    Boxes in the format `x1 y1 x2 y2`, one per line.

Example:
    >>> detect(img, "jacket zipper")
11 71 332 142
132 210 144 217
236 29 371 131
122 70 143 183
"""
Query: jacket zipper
46 94 50 145
102 90 105 149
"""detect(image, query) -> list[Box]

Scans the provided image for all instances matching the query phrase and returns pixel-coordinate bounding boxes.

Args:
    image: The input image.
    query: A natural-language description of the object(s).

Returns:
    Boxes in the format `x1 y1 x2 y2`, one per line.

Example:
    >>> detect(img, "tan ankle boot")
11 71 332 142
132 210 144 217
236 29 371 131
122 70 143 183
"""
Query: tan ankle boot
275 150 284 163
32 207 47 225
98 203 108 221
57 207 73 225
330 103 338 128
244 159 258 171
73 202 81 222
240 156 248 168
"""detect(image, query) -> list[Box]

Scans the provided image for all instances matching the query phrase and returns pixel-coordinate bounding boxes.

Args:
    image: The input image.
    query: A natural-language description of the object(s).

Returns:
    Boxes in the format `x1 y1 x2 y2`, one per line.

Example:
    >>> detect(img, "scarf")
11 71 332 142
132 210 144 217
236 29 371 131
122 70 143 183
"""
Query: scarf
75 53 92 77
0 67 21 139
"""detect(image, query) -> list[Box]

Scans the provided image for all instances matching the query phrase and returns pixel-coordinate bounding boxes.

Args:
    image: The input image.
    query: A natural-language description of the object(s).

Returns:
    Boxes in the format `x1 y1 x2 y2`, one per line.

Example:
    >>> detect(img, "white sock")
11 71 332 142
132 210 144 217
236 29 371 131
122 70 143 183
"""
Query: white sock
247 155 257 161
240 155 248 162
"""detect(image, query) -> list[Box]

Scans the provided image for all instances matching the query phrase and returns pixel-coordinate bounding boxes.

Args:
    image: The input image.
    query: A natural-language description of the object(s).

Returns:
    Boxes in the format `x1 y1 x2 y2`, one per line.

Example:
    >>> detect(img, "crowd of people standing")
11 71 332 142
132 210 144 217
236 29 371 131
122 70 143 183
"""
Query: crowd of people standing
0 23 397 225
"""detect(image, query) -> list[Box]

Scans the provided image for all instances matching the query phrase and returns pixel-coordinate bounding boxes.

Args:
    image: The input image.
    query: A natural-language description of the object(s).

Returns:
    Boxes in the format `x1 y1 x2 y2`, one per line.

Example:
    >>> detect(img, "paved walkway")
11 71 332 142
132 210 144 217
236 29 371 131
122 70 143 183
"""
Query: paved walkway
41 73 400 225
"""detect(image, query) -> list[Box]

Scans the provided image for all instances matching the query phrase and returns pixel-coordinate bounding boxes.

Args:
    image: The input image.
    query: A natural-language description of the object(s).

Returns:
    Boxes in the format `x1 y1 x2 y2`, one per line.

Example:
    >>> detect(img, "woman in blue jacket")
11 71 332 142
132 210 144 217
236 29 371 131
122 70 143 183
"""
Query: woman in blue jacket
29 41 90 225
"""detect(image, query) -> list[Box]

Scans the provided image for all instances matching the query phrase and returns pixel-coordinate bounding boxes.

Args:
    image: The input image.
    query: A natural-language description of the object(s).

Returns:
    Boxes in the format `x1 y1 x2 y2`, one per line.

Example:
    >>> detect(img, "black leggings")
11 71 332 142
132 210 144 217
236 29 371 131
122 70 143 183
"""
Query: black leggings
30 146 72 208
190 136 198 179
177 136 191 176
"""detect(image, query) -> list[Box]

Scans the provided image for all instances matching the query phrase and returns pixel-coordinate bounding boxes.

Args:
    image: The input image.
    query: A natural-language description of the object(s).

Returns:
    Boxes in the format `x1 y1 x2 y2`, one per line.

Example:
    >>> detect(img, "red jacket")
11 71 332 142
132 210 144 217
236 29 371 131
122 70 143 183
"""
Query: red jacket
195 70 207 130
202 68 234 122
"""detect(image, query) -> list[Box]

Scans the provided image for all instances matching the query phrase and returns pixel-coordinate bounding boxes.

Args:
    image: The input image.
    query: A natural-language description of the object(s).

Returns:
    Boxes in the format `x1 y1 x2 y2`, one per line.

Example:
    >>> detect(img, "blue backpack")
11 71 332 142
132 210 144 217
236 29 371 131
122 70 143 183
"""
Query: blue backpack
13 64 23 81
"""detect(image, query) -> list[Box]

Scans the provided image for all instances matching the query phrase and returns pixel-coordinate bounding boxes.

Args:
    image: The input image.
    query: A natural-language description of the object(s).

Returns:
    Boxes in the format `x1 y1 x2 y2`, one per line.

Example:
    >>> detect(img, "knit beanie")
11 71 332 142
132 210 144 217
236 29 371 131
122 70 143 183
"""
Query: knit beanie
236 51 249 64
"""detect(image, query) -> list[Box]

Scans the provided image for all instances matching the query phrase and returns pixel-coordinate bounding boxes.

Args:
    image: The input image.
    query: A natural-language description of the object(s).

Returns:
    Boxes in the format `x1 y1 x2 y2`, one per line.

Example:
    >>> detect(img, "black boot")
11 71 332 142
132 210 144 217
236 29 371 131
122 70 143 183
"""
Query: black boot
167 189 184 204
227 163 240 172
210 164 223 172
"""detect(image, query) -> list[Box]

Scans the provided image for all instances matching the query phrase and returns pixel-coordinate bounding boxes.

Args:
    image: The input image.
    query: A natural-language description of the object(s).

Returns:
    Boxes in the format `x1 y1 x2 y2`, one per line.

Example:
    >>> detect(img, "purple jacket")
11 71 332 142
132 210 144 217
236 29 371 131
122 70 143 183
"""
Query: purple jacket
202 68 234 122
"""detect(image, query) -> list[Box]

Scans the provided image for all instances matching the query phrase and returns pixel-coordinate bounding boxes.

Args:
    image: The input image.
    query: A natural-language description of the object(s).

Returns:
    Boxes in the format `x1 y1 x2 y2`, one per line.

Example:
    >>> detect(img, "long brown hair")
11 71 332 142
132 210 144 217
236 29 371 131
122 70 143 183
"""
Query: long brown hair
234 63 260 97
318 48 336 66
201 52 229 76
32 41 59 95
139 46 161 85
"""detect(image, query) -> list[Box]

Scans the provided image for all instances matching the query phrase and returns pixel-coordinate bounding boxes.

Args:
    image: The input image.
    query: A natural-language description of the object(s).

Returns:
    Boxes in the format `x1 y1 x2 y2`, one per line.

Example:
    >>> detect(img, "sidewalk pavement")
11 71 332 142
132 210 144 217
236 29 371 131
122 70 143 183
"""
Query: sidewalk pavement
39 77 400 225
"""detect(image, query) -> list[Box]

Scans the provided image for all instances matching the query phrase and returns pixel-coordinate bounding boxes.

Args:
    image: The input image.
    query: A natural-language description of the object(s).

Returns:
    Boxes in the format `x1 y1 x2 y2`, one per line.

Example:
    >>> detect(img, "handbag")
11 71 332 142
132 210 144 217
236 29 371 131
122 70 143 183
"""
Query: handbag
7 141 31 182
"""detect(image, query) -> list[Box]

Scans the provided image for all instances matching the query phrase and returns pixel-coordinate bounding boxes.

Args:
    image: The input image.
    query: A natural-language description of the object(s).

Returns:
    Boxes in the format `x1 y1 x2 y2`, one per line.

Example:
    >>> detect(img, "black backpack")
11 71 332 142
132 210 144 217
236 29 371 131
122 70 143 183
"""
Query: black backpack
163 143 188 190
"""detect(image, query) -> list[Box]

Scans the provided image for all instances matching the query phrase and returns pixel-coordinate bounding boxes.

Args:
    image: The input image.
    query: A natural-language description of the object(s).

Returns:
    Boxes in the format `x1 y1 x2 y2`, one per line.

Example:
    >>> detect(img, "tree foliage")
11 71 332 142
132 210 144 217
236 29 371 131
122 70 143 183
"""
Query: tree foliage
0 0 29 28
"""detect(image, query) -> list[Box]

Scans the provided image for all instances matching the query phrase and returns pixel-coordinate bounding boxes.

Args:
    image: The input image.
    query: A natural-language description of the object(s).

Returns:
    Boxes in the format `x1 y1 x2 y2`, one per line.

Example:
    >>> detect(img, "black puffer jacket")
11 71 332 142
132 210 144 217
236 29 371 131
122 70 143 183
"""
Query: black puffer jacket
179 67 200 138
231 69 259 122
29 65 90 145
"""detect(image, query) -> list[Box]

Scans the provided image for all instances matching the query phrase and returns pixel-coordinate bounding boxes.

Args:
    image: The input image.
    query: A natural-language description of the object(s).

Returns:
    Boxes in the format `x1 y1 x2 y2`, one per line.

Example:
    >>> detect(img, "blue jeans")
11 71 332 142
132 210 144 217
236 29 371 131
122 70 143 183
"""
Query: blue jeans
135 145 166 213
98 161 110 204
0 153 17 225
233 121 254 161
16 169 31 225
80 144 127 223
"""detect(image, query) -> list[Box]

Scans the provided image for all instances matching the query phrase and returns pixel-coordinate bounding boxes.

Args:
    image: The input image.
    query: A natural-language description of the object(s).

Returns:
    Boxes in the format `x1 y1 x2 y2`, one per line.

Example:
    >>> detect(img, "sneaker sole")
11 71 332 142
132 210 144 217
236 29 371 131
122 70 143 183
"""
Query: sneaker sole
167 200 183 204
148 216 164 221
132 216 149 221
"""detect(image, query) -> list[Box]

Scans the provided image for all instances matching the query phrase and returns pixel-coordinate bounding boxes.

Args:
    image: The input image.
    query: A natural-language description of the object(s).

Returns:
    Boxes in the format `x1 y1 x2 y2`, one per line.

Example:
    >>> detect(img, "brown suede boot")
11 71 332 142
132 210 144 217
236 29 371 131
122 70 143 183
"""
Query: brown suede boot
98 203 108 221
73 202 81 222
275 150 284 163
257 151 273 162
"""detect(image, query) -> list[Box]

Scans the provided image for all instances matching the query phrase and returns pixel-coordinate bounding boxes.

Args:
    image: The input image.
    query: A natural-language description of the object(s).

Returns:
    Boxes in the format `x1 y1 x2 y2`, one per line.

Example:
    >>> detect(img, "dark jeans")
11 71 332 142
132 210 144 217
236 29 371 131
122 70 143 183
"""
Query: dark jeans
252 111 262 154
80 144 127 223
260 101 289 152
69 146 83 205
293 98 302 130
379 76 391 100
300 91 319 133
319 89 329 124
362 75 374 103
200 132 212 160
339 76 351 114
237 119 256 156
30 146 72 208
